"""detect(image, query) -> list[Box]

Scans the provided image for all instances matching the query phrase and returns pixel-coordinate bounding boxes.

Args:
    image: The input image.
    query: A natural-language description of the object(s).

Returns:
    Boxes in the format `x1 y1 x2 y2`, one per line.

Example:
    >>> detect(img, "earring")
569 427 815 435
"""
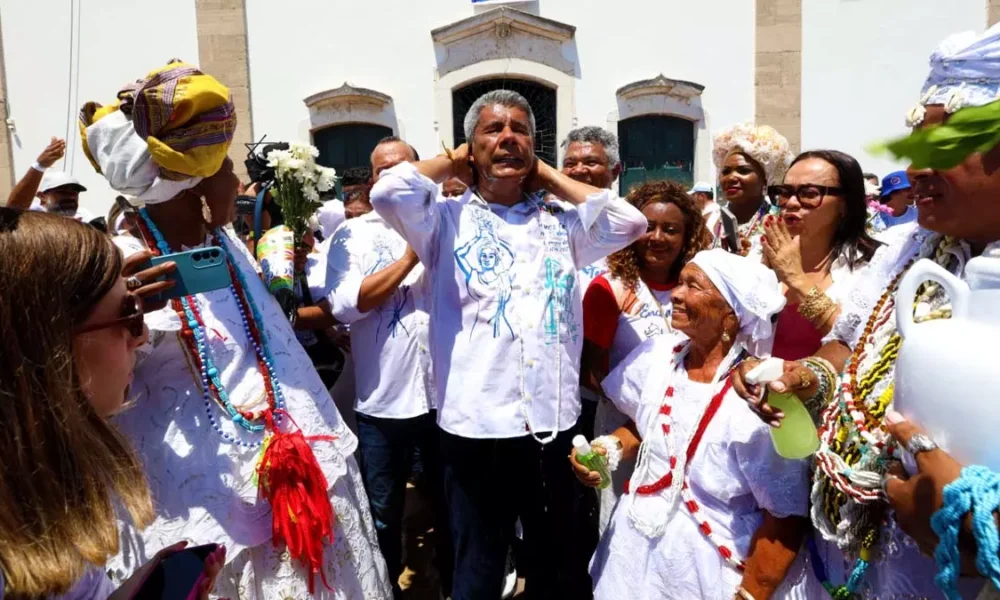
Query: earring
200 195 213 224
722 332 731 343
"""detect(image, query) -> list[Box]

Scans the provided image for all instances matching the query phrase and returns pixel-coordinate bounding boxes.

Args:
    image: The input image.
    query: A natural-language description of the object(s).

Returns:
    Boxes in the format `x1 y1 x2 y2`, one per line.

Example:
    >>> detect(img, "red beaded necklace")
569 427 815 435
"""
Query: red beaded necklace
135 218 278 426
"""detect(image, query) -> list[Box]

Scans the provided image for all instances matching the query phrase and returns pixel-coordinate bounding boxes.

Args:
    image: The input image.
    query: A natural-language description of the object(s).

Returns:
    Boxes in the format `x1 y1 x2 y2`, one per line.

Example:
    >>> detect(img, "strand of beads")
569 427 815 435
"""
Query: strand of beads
137 209 284 448
680 481 746 573
625 343 687 537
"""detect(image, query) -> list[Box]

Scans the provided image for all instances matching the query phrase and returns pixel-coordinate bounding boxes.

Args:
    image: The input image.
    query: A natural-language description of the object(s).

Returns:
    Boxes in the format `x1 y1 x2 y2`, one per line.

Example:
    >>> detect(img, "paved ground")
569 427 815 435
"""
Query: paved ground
398 483 525 599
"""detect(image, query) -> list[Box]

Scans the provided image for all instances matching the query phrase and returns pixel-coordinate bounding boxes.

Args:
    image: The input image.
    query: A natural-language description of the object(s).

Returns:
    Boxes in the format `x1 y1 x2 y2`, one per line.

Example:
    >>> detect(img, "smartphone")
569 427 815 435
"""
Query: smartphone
132 543 218 600
145 247 232 302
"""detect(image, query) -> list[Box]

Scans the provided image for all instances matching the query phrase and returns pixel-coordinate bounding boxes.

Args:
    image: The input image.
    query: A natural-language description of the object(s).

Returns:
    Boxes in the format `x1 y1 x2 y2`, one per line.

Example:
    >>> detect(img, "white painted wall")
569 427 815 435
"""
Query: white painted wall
0 0 199 217
246 0 755 185
801 0 985 180
13 0 980 217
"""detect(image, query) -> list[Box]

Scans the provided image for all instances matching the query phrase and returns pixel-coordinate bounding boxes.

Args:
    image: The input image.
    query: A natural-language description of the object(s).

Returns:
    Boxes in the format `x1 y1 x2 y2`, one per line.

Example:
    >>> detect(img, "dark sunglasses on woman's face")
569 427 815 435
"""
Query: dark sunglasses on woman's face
768 184 844 208
76 292 145 338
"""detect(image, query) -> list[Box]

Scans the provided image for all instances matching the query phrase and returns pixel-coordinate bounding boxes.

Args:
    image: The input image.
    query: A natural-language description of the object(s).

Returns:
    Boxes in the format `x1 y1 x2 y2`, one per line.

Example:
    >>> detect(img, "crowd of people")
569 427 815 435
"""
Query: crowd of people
3 19 1000 600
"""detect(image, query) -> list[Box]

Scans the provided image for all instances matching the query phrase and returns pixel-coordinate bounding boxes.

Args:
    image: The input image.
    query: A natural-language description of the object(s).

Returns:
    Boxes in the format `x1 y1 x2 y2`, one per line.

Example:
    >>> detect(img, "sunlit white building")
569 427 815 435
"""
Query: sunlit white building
0 0 991 216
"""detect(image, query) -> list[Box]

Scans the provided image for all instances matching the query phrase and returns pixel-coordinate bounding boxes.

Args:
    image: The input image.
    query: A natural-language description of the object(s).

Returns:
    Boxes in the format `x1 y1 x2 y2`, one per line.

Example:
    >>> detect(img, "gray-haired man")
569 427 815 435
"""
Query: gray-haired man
561 125 621 191
371 90 646 599
559 126 621 439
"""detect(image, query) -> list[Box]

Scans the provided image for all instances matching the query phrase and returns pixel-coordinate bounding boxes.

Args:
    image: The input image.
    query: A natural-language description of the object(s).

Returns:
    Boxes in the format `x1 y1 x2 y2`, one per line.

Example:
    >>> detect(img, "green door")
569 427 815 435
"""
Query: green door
313 123 393 177
617 115 695 196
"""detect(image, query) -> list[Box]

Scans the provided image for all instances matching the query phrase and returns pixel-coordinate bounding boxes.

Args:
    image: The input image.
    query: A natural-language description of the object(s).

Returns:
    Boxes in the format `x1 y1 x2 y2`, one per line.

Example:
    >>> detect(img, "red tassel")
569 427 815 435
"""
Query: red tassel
257 411 337 593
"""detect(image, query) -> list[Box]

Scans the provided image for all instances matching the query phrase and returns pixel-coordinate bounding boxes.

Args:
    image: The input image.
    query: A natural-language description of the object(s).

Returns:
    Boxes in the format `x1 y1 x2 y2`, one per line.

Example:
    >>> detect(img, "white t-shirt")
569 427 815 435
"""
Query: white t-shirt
326 211 434 419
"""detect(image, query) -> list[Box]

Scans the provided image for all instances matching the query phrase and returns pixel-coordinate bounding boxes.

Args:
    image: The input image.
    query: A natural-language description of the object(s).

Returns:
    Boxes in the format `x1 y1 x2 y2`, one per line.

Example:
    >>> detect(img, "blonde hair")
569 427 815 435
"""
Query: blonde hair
0 209 153 597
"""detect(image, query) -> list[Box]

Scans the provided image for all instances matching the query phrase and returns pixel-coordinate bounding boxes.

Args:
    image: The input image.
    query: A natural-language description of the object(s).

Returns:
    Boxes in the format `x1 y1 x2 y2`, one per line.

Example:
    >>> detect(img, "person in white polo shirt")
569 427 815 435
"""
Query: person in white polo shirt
559 125 620 440
327 135 451 599
370 90 647 600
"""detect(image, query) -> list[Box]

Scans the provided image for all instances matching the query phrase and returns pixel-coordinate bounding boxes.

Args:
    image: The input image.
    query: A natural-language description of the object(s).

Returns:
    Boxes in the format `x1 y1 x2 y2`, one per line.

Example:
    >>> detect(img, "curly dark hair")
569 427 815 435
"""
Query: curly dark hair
606 180 713 291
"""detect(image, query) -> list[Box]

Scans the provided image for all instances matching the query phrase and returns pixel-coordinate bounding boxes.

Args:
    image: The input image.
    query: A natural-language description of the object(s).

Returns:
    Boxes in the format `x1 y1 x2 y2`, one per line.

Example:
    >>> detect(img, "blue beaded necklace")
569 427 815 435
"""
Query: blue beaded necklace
138 209 285 449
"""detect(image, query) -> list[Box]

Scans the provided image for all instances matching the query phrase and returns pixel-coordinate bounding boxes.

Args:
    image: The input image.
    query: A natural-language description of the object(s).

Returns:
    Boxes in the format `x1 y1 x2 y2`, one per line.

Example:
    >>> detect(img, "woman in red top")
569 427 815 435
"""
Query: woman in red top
581 180 711 532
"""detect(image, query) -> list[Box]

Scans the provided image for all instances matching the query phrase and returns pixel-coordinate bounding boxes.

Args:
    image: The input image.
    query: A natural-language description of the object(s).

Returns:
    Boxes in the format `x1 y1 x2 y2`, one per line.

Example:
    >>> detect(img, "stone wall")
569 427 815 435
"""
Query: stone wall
755 0 802 154
196 0 253 182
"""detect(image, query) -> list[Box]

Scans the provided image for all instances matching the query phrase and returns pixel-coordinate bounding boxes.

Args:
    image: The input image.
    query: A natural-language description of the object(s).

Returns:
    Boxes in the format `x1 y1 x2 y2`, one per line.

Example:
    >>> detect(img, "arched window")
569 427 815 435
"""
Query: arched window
617 115 695 195
312 123 393 179
452 78 558 166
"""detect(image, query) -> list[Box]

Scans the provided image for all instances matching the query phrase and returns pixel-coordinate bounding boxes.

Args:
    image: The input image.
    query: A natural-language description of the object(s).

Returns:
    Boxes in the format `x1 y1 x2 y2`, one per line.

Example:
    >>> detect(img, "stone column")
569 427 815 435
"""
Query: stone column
755 0 802 154
0 11 15 198
195 0 254 182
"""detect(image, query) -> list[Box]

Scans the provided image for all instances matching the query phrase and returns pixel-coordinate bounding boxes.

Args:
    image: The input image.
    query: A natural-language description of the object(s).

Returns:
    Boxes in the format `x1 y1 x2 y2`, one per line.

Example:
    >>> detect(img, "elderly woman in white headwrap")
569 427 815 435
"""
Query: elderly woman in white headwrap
79 61 392 599
572 249 811 600
712 123 793 256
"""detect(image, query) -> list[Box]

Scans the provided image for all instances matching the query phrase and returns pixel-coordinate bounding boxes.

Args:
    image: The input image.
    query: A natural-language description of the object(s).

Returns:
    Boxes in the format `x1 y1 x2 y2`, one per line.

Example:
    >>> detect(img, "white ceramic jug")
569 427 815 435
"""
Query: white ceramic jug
895 256 1000 471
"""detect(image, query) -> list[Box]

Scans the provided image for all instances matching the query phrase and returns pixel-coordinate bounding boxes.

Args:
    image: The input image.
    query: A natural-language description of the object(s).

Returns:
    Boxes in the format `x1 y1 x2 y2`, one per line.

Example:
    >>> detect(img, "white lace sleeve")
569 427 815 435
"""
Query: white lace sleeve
601 336 671 423
823 223 929 348
730 401 811 519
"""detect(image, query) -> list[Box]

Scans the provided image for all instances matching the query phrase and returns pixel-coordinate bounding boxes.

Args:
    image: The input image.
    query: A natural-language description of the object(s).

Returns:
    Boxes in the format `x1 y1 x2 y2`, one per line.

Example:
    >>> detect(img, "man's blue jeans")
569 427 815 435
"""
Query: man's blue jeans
356 411 451 597
441 423 598 600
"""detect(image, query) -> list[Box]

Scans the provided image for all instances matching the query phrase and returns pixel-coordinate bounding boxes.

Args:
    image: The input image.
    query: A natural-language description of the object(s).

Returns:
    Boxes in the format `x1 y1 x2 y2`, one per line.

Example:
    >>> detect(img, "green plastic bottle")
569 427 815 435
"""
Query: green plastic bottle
747 358 821 460
573 435 611 489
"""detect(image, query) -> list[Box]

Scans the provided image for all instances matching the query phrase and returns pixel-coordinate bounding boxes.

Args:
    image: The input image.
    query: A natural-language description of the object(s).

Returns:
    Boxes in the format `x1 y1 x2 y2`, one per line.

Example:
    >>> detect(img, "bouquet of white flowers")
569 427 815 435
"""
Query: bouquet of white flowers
266 142 337 242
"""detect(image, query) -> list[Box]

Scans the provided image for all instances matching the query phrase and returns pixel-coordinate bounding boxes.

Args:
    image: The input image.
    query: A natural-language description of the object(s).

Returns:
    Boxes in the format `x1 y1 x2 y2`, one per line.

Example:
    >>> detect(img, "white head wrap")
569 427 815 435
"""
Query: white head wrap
83 110 202 205
907 22 1000 126
688 249 786 348
712 122 794 185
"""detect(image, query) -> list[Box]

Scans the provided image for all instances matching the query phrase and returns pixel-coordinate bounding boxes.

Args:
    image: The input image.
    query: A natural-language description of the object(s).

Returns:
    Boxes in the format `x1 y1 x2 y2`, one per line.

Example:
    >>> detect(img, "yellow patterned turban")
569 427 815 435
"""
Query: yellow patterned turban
79 61 236 205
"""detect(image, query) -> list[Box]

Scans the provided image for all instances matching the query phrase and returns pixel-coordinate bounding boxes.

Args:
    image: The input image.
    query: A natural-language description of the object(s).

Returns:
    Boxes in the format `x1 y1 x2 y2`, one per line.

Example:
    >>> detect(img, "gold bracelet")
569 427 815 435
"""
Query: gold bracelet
798 286 837 326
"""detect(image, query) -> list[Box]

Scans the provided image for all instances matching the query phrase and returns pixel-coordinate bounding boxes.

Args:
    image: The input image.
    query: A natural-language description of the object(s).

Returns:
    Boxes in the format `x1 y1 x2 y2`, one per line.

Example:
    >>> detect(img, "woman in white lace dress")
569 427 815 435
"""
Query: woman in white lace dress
574 249 812 599
79 61 391 599
581 180 713 534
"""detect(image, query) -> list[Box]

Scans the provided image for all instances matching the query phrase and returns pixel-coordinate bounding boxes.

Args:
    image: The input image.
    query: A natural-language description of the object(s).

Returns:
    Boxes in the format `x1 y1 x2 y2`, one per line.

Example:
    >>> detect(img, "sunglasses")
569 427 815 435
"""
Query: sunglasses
76 292 145 338
768 184 843 208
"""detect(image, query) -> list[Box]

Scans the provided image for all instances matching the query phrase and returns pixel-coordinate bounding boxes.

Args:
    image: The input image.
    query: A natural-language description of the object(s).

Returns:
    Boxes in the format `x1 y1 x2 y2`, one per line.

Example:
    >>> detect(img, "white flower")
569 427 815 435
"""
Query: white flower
905 104 927 128
944 88 967 114
317 167 336 192
920 84 939 104
267 149 293 172
289 142 320 161
303 185 320 203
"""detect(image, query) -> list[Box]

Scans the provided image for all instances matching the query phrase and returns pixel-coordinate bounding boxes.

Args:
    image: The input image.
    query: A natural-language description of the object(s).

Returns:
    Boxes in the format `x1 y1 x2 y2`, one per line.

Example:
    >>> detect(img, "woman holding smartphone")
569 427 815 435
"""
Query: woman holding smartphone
79 61 391 599
0 209 223 599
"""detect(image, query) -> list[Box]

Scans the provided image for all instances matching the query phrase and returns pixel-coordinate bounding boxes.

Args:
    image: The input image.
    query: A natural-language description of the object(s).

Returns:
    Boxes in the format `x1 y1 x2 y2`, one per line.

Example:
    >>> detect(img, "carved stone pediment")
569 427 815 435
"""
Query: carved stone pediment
432 7 577 77
304 82 393 111
616 75 705 103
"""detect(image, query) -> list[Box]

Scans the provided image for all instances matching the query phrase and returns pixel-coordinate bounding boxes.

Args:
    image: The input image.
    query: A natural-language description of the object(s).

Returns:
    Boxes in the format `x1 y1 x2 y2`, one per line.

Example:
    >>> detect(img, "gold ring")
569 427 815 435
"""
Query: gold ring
797 368 811 389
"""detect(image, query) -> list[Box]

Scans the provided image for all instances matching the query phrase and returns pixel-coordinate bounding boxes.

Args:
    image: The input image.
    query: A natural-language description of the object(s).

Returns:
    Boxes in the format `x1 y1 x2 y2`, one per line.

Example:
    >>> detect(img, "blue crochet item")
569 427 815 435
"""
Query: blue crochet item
930 465 1000 599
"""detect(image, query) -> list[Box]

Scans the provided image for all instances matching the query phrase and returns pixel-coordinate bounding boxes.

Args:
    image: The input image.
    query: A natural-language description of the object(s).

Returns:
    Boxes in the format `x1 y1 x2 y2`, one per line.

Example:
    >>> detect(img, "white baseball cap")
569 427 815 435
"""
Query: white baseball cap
688 181 714 194
38 171 87 194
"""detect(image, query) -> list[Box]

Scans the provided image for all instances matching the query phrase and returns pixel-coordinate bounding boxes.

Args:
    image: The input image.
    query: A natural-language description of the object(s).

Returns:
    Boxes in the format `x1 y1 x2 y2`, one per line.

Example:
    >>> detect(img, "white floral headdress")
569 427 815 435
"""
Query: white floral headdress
906 22 1000 127
712 122 794 185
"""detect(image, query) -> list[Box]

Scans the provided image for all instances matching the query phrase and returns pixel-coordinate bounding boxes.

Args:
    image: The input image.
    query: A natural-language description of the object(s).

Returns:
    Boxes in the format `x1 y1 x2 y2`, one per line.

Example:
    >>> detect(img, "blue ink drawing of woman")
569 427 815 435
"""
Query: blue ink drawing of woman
455 214 516 339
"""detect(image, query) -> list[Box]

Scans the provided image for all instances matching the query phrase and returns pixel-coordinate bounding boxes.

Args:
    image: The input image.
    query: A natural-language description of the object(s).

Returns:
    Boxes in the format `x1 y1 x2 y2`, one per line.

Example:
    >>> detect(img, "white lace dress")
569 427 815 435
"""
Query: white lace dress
591 337 812 599
109 231 392 600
